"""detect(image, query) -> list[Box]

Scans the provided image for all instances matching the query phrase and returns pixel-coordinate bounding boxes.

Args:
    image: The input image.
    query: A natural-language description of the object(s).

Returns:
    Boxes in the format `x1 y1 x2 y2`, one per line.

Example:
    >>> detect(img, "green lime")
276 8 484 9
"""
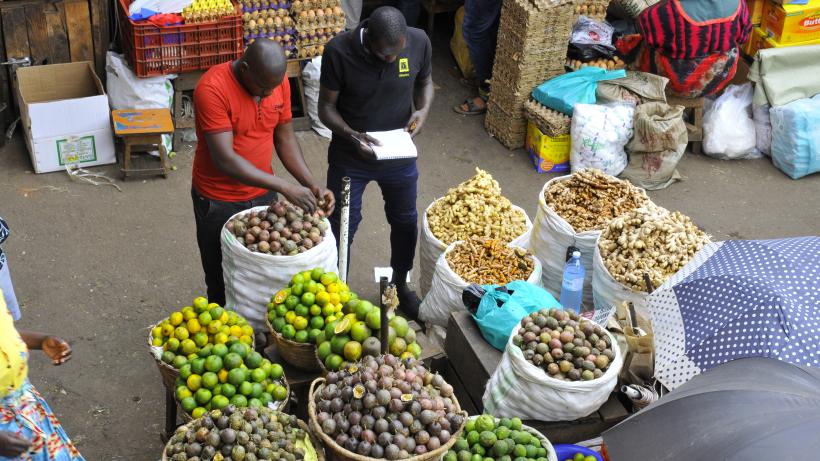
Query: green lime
465 420 476 433
245 351 263 369
466 431 480 446
251 368 267 383
161 351 175 364
301 292 316 307
172 355 188 369
180 396 197 413
269 363 284 380
308 328 322 343
224 352 243 370
197 344 213 358
282 325 296 340
204 355 223 373
525 444 537 458
317 341 332 361
472 445 485 456
211 395 229 409
229 342 249 359
251 382 264 398
227 368 246 386
311 267 324 281
273 385 288 401
573 454 584 461
191 358 206 375
272 317 287 332
248 398 263 408
260 392 273 406
291 283 304 297
479 431 497 448
324 354 343 371
230 394 248 408
276 304 289 317
195 388 212 405
513 445 527 458
211 343 228 357
221 383 236 398
202 372 218 390
510 417 523 431
294 330 309 343
310 316 325 330
239 381 254 396
179 364 193 381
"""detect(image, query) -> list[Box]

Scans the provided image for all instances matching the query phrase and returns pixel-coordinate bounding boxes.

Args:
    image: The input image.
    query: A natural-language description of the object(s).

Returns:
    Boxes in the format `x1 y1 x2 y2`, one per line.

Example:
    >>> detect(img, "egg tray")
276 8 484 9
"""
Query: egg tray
294 16 345 30
240 0 292 13
290 0 341 13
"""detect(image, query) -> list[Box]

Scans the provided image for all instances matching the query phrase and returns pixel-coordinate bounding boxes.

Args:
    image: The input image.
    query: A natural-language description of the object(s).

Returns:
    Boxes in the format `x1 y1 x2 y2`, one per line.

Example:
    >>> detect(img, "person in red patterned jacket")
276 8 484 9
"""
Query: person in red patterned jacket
634 0 752 98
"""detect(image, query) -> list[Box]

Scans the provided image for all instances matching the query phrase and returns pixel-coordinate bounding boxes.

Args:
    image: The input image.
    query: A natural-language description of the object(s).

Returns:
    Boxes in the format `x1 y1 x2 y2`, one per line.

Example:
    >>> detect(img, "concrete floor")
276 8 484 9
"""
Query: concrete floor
1 40 819 460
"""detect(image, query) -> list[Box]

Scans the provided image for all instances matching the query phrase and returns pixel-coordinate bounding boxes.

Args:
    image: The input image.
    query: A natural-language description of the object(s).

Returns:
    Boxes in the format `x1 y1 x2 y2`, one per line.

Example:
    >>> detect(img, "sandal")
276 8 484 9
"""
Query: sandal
453 96 488 115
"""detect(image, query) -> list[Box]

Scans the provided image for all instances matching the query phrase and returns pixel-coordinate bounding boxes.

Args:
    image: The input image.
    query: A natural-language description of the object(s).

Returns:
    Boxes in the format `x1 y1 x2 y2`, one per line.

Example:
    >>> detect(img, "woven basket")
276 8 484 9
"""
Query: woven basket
161 417 323 461
175 377 291 423
147 323 181 391
308 378 468 461
266 318 323 372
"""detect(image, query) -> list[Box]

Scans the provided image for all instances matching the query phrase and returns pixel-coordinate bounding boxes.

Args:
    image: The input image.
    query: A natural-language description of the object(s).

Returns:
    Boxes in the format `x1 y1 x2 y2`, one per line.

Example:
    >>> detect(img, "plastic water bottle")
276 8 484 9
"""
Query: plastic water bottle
560 251 585 313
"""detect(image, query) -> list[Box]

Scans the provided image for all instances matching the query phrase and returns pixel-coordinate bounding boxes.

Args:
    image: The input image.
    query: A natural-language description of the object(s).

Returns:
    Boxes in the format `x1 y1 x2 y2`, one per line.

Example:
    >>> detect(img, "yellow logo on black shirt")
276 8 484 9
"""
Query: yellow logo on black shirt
398 58 410 77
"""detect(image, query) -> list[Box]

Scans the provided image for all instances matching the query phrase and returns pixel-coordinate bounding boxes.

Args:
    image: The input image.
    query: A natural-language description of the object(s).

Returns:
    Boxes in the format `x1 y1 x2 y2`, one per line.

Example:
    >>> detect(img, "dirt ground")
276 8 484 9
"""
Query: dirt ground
0 33 818 460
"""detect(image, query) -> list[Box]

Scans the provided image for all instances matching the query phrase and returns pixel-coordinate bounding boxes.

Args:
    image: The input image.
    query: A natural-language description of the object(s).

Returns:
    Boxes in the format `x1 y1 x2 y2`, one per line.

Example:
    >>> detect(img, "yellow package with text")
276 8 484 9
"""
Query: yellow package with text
525 121 570 173
763 0 820 44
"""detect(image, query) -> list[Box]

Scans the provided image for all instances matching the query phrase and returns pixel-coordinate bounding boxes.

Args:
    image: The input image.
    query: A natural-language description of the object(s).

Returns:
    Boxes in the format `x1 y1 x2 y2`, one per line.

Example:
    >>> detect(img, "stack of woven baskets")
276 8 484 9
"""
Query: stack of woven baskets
485 0 576 149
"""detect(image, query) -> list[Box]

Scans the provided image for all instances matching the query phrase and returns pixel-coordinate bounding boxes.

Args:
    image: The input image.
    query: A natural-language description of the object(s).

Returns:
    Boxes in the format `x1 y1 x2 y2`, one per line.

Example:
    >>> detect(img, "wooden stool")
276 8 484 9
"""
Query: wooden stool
666 93 705 155
112 109 175 178
422 0 463 38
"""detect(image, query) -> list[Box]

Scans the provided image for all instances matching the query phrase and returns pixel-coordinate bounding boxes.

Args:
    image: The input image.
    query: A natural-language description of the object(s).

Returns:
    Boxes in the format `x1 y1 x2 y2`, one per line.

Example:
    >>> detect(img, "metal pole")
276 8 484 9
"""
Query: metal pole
379 276 389 355
338 176 351 282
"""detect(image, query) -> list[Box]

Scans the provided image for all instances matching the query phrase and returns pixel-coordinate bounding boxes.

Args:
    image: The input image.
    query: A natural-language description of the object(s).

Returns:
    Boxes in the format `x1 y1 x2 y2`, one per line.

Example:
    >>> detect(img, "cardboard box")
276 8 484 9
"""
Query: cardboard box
763 0 820 44
15 62 115 174
748 0 766 24
762 29 820 46
525 121 571 174
743 26 769 56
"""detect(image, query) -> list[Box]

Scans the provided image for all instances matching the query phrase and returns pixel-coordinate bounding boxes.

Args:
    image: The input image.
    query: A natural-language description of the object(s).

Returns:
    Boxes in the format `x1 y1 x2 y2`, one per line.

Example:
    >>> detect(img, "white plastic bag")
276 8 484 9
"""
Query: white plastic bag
221 206 339 331
591 239 649 324
106 51 175 153
703 84 761 160
303 57 331 139
753 104 772 156
570 103 634 176
419 242 542 328
419 201 533 296
483 327 623 421
529 176 599 309
571 16 614 47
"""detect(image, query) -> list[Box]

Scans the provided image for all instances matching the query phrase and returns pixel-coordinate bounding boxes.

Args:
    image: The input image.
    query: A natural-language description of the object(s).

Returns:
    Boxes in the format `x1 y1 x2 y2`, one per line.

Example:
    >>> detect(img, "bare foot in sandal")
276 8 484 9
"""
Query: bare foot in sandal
454 96 487 115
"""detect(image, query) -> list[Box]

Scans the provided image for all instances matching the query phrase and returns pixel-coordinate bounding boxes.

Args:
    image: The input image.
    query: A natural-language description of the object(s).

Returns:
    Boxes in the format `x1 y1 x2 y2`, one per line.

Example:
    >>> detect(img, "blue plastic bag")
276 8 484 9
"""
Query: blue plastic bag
770 95 820 179
532 67 626 115
474 281 562 351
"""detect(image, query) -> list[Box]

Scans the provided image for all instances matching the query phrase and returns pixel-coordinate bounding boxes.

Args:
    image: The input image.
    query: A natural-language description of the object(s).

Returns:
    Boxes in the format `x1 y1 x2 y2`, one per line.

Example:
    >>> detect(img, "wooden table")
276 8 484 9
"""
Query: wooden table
443 310 631 444
112 108 174 178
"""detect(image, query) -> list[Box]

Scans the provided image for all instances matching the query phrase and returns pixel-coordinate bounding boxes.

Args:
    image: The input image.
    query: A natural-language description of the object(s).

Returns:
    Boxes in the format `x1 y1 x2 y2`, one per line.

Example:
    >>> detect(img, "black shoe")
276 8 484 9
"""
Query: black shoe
397 289 422 322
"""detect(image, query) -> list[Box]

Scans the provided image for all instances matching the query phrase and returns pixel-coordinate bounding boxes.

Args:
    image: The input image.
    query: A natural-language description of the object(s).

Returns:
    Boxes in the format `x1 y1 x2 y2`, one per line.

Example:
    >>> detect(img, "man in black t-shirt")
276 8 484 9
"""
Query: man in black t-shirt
319 7 434 319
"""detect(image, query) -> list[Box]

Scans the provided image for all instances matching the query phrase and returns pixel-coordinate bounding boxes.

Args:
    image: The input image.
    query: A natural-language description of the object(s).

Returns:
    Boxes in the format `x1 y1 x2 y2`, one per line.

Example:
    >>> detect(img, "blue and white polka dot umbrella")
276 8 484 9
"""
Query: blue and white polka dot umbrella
649 236 820 390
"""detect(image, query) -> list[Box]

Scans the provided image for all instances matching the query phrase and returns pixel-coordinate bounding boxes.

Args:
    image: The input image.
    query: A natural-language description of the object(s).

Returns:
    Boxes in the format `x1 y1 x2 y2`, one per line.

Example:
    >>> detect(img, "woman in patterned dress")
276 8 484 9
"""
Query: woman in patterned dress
0 290 85 461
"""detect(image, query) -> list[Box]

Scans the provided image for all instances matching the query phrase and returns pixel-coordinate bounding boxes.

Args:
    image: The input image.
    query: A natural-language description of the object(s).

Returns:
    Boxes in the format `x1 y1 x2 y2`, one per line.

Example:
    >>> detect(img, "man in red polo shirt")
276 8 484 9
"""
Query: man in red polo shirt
193 40 334 306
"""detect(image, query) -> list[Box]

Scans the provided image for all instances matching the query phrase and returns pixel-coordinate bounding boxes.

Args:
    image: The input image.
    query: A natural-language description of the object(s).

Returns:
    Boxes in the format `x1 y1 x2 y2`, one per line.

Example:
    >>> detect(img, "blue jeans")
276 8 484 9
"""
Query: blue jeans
327 160 419 275
392 0 420 27
462 0 503 89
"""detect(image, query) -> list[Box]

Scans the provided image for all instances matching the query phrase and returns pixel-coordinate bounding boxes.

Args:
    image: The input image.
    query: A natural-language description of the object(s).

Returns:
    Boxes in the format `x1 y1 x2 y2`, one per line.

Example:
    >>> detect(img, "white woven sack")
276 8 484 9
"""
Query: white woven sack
419 241 543 328
483 327 623 421
221 206 339 331
419 200 533 296
530 176 599 308
591 240 649 325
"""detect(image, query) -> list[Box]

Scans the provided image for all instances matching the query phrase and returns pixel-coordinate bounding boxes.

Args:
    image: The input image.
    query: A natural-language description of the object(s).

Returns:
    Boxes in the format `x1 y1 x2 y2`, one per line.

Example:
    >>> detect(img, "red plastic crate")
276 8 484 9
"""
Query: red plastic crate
118 0 243 77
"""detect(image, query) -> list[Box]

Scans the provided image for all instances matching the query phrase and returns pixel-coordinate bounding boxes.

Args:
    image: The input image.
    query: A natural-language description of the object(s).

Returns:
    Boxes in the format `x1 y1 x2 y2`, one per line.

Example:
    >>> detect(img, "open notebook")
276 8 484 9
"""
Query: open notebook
365 129 418 160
